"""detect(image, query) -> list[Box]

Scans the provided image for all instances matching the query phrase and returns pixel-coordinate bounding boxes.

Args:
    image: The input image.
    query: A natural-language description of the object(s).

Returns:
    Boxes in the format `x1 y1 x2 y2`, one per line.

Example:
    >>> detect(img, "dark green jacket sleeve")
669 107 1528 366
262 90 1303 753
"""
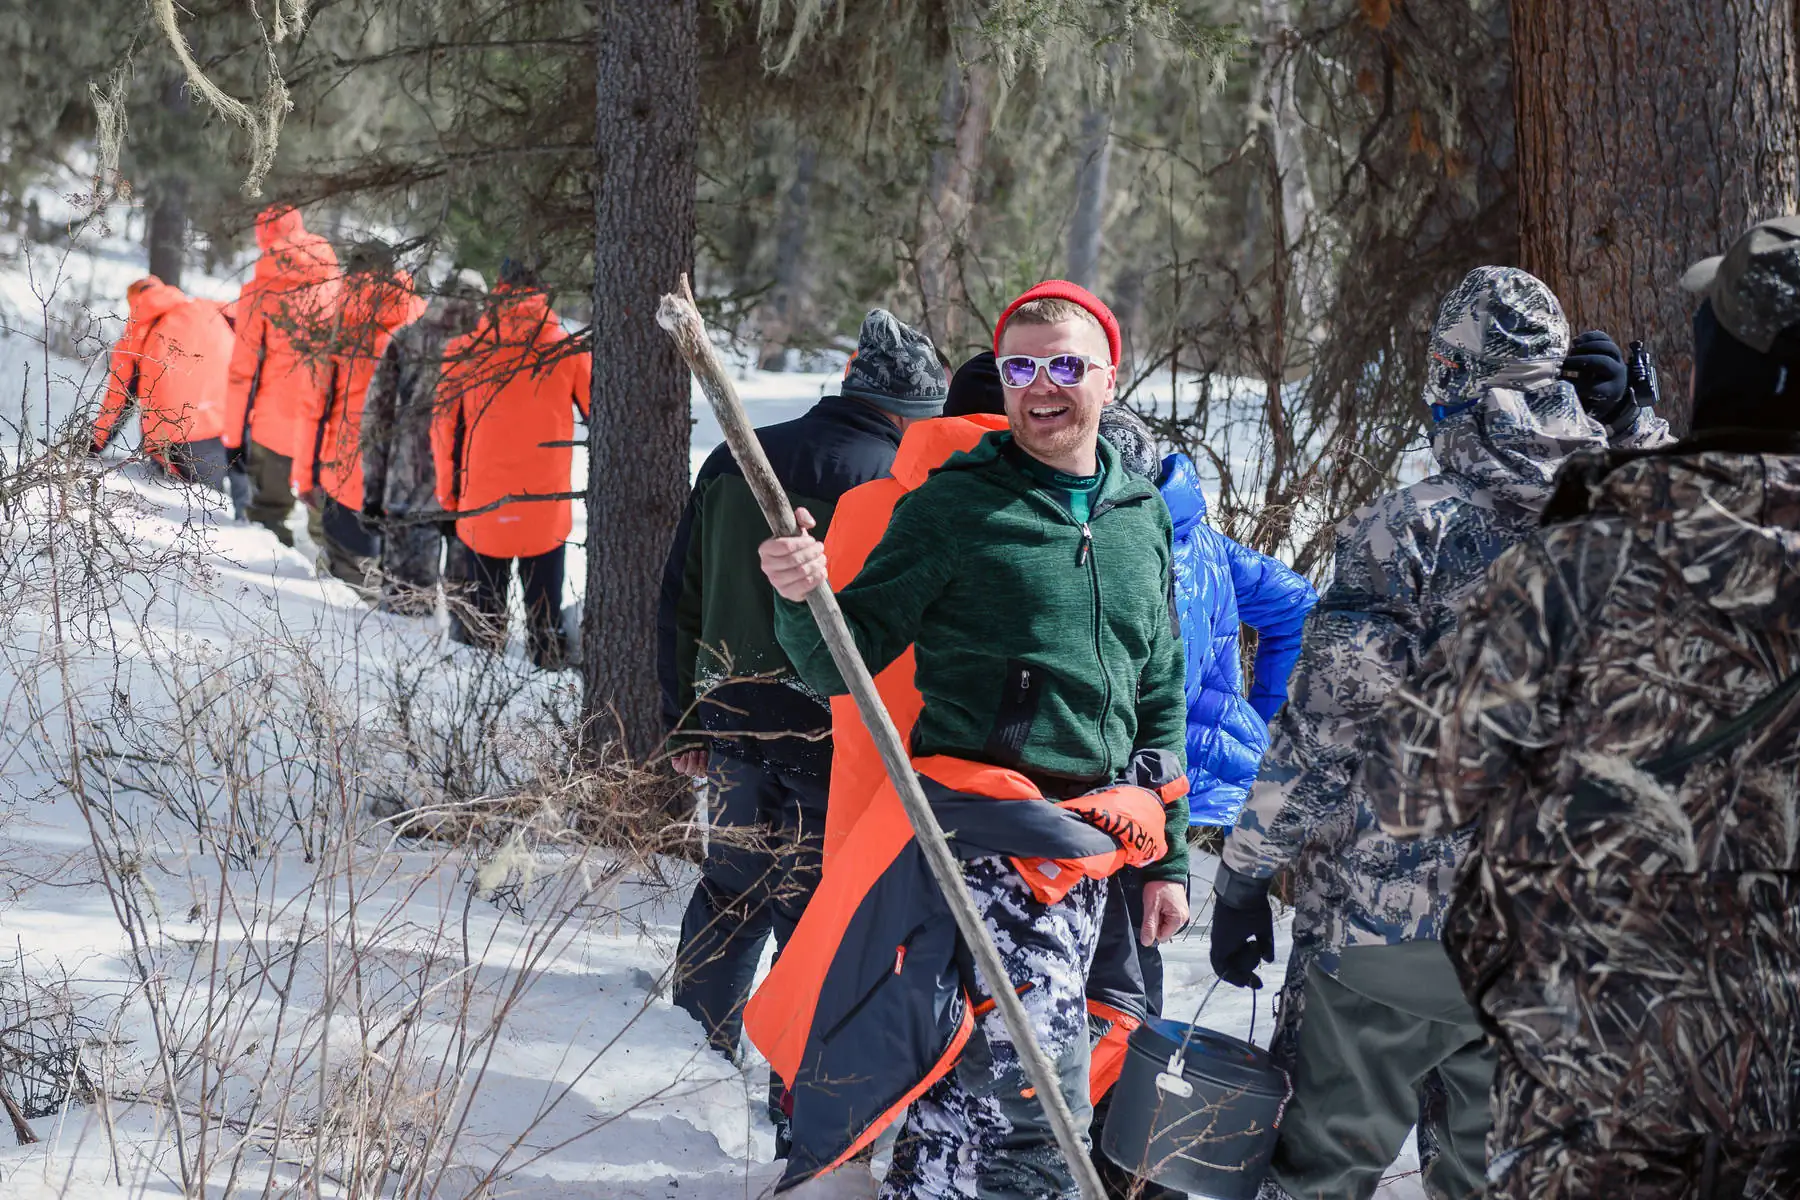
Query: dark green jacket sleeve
773 484 960 696
1139 548 1192 885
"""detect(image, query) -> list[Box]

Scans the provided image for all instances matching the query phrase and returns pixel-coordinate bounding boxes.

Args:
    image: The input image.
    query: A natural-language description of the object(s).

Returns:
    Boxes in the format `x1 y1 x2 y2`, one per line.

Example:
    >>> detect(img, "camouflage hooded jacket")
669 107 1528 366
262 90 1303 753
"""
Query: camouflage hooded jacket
1367 428 1800 1150
1216 267 1671 966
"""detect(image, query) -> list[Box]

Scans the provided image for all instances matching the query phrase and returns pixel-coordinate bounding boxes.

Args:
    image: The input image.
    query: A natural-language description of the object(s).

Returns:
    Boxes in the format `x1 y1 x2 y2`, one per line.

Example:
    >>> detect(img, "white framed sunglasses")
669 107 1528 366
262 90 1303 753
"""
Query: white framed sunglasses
996 353 1112 389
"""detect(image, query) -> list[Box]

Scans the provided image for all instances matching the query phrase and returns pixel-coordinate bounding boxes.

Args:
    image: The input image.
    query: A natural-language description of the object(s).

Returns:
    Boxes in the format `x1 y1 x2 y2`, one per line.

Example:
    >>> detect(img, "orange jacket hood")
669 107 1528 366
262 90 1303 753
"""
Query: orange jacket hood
888 413 1009 489
255 206 304 249
127 278 187 323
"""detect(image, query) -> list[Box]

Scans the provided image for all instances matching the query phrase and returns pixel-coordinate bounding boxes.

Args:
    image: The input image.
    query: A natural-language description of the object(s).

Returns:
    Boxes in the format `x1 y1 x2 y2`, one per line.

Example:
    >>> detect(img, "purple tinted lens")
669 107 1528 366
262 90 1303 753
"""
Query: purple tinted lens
998 356 1040 388
1045 356 1087 386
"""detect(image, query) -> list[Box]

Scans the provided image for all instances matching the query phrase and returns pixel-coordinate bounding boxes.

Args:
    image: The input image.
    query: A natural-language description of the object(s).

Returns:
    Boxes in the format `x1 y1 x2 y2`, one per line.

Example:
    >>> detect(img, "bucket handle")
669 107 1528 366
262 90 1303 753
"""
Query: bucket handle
1166 974 1269 1078
1166 977 1222 1078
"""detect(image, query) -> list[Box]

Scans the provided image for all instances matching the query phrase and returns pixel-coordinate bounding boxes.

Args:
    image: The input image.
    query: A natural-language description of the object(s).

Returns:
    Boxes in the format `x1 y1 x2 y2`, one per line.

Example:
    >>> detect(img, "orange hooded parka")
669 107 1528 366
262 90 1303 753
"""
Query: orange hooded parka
431 287 591 559
94 278 233 453
289 267 427 509
223 207 342 458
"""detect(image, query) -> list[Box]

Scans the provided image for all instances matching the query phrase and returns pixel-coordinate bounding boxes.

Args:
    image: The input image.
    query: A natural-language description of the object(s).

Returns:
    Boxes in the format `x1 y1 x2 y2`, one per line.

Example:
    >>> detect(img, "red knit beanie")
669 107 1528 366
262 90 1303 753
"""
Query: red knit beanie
993 280 1122 367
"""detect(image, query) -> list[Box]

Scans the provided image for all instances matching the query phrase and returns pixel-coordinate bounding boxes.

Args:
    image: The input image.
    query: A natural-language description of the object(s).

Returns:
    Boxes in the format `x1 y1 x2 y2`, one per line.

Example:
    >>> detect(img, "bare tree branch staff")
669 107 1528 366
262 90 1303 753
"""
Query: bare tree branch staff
750 281 1191 1199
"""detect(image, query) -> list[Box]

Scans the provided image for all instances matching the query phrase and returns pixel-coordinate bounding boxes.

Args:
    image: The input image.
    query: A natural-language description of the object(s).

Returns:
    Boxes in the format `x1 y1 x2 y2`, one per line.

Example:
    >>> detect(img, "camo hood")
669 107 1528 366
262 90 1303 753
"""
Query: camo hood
1424 267 1608 508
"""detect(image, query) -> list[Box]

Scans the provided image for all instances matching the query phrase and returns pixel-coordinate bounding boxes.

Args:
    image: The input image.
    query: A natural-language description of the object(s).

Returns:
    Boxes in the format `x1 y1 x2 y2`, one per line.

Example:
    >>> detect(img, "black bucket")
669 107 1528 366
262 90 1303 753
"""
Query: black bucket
1100 1016 1291 1199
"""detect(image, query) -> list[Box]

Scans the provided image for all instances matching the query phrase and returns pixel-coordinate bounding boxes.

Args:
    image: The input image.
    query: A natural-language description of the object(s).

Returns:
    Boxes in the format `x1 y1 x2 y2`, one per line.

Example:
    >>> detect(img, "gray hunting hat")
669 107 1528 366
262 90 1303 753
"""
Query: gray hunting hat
840 309 948 418
1680 216 1800 353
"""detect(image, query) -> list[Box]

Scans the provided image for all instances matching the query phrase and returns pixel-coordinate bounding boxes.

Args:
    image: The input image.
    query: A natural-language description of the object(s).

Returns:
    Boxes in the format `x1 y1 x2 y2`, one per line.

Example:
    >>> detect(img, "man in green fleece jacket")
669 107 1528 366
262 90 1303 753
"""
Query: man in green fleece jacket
760 280 1187 1199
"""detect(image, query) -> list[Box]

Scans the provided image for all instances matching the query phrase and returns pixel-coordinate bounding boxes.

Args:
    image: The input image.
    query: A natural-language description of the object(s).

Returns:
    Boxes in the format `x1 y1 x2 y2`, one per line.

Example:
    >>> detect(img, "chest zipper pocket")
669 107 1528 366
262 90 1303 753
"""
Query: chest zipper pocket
982 659 1044 770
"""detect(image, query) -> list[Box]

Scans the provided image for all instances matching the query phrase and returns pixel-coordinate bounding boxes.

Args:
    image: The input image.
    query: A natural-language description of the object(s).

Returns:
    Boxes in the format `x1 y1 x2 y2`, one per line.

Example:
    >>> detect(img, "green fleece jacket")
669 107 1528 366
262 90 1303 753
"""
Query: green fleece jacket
774 432 1191 882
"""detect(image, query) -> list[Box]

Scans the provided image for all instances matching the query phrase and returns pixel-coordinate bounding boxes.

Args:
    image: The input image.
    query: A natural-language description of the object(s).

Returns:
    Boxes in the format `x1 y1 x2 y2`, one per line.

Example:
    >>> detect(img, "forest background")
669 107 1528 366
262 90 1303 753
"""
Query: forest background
2 0 1794 762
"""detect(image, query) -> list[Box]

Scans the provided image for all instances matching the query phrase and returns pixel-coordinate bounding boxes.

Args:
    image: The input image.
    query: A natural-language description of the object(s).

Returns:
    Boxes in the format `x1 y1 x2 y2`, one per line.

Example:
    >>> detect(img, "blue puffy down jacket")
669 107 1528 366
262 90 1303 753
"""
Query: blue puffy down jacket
1159 453 1318 826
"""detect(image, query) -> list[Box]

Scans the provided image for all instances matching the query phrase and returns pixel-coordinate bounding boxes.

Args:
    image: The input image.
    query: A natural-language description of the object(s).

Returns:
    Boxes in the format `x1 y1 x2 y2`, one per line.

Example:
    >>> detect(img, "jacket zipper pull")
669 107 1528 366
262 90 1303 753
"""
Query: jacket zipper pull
1077 523 1092 567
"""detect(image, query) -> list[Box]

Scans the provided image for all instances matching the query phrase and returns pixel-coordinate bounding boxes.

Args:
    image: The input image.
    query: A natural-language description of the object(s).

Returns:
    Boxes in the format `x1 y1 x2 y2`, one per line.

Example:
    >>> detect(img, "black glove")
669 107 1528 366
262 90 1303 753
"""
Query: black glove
1561 330 1632 428
437 519 460 542
362 495 385 523
227 443 248 472
86 439 104 457
1209 865 1275 989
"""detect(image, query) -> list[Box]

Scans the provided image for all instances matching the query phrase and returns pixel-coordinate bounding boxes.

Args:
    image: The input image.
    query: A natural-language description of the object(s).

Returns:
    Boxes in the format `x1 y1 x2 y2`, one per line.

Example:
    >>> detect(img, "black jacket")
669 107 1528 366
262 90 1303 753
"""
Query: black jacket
657 394 903 775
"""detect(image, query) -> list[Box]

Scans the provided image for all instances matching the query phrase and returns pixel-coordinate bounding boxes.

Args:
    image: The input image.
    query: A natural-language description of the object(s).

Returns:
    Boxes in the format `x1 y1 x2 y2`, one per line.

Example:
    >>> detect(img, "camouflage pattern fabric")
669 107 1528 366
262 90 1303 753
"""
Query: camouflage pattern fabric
882 856 1102 1200
1485 1055 1800 1200
364 304 465 613
1364 437 1800 1199
1222 268 1671 975
363 307 458 522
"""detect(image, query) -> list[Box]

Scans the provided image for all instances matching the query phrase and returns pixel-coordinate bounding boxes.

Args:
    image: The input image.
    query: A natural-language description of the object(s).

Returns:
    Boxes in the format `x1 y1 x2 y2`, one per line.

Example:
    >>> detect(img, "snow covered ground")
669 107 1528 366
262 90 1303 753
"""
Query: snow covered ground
0 214 1421 1198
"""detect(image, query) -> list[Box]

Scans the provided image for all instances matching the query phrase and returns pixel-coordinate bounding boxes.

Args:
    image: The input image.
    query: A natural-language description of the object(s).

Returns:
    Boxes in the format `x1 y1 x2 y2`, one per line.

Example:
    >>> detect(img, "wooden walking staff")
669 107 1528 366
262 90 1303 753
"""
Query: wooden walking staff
656 277 1107 1200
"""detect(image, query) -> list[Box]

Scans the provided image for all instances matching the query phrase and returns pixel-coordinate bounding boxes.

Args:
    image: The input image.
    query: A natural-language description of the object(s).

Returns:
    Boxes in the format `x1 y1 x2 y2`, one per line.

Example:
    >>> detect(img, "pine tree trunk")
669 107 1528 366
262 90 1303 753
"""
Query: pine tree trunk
146 182 187 287
1066 103 1112 291
584 0 699 760
1512 0 1799 433
146 79 189 287
758 143 816 370
916 42 994 352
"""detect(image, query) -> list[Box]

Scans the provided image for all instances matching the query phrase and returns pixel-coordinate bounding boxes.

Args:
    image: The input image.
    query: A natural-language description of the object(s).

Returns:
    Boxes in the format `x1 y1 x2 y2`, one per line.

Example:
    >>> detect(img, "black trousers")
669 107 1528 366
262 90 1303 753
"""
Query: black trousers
673 749 828 1058
378 516 446 616
448 542 567 669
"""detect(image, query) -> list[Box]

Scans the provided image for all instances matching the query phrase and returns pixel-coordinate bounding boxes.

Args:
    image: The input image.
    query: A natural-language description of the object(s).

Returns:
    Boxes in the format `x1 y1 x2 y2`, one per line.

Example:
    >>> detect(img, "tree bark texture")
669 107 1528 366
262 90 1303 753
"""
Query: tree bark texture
758 143 816 370
1513 0 1799 433
145 78 190 288
584 0 699 760
1066 102 1112 291
146 182 187 287
916 41 994 353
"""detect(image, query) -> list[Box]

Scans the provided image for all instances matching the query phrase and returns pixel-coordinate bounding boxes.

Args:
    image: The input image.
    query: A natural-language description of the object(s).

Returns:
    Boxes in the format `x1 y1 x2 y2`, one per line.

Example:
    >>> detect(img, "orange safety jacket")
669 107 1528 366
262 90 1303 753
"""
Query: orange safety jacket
94 279 232 453
743 755 1168 1191
819 413 1010 870
431 287 591 559
223 207 341 458
289 268 426 509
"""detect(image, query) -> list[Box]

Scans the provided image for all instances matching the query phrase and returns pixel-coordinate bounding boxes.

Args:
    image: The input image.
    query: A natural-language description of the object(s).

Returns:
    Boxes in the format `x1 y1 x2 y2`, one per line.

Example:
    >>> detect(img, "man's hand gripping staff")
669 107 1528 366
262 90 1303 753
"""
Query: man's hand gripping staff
655 276 1110 1200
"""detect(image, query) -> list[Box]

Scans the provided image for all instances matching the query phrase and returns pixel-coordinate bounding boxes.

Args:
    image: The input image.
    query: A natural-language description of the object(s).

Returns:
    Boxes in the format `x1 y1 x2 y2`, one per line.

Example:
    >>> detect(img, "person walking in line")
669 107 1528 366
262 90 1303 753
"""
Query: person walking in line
222 205 341 547
1088 402 1317 1200
431 261 589 669
1367 217 1800 1200
91 276 235 489
1207 267 1671 1200
361 269 487 616
749 281 1191 1199
290 243 427 595
659 310 946 1154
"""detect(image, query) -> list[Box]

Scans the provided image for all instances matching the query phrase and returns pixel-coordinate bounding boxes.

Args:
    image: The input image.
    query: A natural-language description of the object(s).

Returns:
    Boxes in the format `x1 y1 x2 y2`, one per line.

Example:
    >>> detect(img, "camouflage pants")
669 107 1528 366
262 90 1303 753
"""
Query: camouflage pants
882 856 1103 1200
378 521 445 616
1487 1055 1800 1200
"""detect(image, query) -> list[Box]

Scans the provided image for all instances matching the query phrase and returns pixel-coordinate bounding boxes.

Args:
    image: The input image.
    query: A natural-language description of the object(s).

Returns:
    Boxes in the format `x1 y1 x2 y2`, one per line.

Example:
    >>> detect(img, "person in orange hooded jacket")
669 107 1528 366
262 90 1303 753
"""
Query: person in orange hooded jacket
223 205 341 546
759 354 1174 1199
290 244 427 594
431 261 590 669
91 277 234 488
